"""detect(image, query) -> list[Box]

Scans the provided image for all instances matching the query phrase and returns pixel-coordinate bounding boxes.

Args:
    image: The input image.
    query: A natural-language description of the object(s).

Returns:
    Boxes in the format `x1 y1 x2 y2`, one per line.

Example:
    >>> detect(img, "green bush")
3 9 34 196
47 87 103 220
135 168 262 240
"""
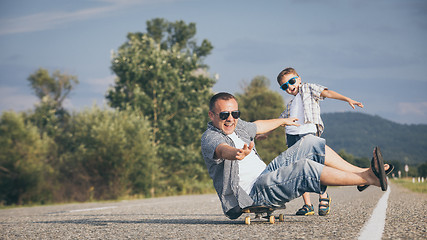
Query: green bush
57 106 158 201
0 111 54 205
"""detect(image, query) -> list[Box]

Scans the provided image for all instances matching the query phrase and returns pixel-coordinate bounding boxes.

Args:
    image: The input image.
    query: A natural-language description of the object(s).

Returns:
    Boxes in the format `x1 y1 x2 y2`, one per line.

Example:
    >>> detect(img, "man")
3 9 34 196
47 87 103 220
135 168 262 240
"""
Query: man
201 92 389 219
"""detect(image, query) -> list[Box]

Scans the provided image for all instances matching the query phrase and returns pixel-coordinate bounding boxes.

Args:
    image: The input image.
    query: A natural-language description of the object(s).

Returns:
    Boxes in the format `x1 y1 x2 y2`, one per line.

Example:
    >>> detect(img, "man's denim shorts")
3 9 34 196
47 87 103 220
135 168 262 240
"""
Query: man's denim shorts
249 134 327 207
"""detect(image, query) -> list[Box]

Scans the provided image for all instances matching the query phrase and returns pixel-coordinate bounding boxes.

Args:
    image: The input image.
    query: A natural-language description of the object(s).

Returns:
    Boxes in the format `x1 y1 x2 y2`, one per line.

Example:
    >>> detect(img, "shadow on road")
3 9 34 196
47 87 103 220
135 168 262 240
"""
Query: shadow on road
35 212 307 226
35 218 240 226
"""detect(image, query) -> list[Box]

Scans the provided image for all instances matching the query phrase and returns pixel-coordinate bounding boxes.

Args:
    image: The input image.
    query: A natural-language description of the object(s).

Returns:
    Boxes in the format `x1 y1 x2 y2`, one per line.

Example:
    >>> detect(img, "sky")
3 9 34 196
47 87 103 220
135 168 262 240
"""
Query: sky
0 0 426 124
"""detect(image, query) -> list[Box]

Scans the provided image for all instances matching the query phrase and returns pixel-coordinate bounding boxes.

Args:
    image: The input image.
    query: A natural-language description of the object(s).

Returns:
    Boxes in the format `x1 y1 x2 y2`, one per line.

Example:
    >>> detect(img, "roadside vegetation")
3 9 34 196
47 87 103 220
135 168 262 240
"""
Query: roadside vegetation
390 178 427 194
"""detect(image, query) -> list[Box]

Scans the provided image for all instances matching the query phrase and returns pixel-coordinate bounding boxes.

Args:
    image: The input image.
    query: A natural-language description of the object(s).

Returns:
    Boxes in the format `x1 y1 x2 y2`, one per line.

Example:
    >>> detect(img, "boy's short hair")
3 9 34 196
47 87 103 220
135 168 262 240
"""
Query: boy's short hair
209 92 236 111
277 67 299 84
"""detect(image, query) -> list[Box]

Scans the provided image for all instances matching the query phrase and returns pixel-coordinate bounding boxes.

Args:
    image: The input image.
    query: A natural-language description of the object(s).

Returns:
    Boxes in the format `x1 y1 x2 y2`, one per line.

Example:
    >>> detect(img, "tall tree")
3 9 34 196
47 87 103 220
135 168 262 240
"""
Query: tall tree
236 76 287 163
27 68 79 112
146 18 212 58
106 18 216 194
27 68 79 136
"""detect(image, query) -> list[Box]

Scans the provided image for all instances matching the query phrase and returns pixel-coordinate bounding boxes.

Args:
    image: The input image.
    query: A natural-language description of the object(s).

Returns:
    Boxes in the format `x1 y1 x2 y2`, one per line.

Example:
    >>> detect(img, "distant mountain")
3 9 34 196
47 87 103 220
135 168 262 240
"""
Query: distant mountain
321 112 427 164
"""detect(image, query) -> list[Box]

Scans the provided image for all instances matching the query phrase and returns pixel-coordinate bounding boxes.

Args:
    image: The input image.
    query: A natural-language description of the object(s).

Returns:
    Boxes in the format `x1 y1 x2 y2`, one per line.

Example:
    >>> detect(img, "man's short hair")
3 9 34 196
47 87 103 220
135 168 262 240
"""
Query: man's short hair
209 92 236 111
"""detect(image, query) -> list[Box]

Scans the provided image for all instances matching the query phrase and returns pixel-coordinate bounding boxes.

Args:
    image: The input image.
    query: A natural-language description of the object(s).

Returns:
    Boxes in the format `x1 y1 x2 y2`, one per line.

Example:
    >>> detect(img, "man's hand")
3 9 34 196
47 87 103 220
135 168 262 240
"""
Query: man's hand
255 117 300 134
281 117 300 127
235 141 254 160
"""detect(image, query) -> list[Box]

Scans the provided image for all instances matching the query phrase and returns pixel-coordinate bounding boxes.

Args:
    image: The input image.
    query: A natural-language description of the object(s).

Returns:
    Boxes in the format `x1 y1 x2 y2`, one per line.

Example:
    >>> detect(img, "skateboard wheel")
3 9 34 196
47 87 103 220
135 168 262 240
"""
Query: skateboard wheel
269 215 275 224
279 214 284 222
245 216 251 225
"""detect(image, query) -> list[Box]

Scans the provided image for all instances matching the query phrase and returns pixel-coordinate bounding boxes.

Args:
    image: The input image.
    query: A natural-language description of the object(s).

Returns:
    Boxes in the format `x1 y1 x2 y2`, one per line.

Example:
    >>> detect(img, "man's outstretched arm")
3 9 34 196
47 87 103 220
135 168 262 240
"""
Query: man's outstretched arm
214 142 254 160
254 117 299 134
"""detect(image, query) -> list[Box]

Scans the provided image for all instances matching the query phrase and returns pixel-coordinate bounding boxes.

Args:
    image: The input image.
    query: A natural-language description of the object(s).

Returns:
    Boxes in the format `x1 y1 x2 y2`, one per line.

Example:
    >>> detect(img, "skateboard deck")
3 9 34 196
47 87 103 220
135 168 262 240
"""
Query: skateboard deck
241 205 286 225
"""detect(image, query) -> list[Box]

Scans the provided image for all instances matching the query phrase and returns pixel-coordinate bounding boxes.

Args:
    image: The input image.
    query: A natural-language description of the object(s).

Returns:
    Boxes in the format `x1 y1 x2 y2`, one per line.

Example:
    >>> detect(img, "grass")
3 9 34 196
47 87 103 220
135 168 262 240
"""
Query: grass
390 178 427 194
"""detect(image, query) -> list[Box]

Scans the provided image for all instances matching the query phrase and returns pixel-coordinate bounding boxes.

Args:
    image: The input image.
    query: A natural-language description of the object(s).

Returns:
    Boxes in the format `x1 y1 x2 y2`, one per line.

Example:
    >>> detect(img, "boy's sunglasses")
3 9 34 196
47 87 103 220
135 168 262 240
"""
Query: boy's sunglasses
213 110 241 120
280 76 298 91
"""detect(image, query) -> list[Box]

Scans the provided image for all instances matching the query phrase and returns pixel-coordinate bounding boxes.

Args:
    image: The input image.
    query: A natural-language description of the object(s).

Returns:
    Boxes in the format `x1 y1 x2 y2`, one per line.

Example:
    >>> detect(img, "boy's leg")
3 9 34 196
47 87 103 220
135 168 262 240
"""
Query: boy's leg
286 134 300 149
296 192 315 215
318 192 331 216
302 192 312 205
285 134 317 216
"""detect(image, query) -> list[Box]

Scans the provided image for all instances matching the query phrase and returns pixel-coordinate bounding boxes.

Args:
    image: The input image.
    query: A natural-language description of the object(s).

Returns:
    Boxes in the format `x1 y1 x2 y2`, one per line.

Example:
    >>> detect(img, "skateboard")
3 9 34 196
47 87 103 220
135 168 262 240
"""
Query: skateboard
241 205 286 225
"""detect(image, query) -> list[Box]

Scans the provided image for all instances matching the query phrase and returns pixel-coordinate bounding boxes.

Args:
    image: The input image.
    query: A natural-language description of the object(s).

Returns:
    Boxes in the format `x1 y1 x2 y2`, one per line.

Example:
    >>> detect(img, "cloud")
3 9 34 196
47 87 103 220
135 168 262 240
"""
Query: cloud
0 87 38 112
0 7 109 35
0 0 173 35
397 102 427 116
85 75 116 93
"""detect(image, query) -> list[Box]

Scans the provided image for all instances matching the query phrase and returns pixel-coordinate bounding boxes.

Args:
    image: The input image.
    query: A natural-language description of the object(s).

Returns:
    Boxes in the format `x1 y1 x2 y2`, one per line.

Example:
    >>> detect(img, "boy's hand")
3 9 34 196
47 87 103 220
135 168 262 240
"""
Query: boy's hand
236 141 254 160
282 117 300 127
348 99 364 109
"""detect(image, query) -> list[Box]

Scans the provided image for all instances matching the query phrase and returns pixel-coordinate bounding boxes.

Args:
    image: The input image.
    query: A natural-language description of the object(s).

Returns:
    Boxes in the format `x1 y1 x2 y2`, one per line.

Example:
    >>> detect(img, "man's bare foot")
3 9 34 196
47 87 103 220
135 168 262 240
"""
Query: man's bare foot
358 163 392 191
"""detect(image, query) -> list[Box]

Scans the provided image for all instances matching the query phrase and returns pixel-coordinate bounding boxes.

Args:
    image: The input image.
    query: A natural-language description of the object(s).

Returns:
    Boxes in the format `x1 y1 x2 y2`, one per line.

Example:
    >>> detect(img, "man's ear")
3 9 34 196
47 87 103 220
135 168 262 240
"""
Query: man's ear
208 111 214 121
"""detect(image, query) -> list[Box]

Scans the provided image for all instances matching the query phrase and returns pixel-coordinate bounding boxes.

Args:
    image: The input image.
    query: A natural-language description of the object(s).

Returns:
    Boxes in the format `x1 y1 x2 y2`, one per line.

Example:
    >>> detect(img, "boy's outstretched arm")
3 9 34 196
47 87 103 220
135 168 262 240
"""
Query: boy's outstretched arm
321 89 364 109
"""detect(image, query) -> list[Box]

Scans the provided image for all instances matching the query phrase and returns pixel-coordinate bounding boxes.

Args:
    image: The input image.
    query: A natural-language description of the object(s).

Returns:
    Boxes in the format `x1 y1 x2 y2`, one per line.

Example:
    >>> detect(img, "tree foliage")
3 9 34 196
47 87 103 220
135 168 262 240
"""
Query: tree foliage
0 112 54 205
418 163 427 177
236 76 287 163
146 18 213 58
27 68 79 108
106 18 216 194
57 107 157 201
27 68 78 137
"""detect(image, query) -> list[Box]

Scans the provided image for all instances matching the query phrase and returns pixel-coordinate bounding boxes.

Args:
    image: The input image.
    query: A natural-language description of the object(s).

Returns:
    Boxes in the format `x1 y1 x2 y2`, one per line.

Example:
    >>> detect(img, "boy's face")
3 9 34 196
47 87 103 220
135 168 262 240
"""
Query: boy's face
279 74 301 96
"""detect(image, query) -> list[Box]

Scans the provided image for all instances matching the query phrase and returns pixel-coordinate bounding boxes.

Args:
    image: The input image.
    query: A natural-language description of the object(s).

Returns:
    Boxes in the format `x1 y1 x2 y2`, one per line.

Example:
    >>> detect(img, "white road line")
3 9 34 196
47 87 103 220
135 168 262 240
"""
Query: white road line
358 186 391 240
69 206 117 213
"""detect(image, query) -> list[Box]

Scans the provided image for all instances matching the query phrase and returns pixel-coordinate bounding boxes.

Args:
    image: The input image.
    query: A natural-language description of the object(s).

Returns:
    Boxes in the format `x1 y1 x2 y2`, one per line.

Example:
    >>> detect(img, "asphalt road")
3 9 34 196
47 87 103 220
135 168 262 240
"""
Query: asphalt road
1 183 425 239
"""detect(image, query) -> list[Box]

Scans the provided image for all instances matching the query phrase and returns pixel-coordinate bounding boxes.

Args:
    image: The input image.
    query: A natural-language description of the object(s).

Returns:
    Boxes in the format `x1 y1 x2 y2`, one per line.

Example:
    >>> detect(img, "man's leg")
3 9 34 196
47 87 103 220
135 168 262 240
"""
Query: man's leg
266 134 326 172
324 145 391 175
320 154 384 187
250 138 387 206
250 158 325 207
320 166 372 186
324 145 366 173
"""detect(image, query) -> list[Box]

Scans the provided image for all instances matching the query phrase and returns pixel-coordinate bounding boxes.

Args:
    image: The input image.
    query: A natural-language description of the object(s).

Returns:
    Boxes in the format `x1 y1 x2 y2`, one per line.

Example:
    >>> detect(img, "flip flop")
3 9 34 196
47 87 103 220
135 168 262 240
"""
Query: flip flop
370 146 387 191
357 163 394 192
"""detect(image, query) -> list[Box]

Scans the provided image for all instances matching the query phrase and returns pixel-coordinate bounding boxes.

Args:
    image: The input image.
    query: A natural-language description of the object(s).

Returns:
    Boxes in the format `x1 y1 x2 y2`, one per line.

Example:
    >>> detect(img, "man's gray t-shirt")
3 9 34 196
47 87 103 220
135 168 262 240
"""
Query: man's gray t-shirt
201 120 258 218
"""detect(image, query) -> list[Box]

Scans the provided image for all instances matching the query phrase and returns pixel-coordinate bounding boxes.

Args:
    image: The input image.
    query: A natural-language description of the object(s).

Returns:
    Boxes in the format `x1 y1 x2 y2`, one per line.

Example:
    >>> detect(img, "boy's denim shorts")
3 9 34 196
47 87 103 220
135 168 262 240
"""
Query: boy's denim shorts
249 134 327 207
286 133 315 148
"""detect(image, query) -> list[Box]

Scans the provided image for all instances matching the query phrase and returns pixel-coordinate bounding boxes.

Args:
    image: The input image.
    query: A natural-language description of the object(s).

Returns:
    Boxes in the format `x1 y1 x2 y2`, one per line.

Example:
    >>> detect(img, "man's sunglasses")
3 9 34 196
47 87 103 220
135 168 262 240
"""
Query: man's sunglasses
280 76 298 91
213 110 241 120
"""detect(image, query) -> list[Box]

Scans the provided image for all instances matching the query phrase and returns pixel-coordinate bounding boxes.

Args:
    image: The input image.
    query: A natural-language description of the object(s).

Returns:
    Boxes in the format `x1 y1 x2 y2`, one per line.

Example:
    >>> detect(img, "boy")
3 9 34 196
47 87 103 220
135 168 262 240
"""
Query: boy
277 67 364 216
